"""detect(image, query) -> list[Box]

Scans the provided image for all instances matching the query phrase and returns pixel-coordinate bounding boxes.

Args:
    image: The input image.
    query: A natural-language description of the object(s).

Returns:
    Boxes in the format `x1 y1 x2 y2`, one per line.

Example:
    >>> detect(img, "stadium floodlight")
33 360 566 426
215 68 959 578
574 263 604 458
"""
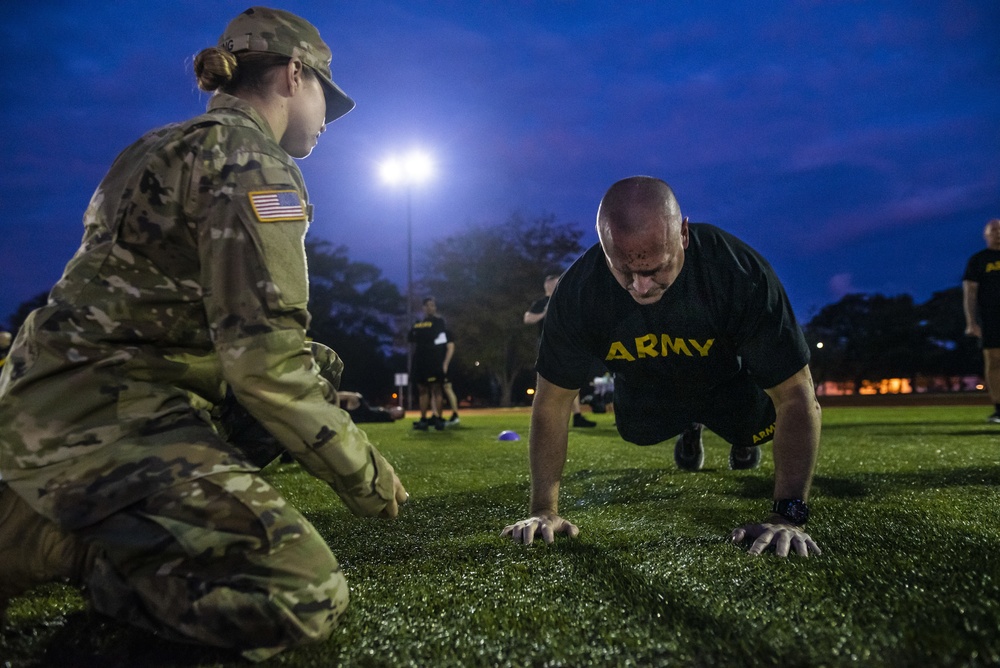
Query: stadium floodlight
380 150 434 411
380 150 433 186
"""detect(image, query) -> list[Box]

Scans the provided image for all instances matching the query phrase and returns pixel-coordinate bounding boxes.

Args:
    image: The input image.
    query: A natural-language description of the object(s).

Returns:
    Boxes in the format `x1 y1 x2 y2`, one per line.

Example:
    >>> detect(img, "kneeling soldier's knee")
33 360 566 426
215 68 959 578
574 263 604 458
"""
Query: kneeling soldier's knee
239 537 349 661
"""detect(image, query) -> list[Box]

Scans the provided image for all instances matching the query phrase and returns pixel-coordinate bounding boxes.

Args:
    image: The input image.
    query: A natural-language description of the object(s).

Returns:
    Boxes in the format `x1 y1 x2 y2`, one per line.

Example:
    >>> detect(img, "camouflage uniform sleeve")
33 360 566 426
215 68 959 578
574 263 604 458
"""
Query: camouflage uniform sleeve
193 125 395 517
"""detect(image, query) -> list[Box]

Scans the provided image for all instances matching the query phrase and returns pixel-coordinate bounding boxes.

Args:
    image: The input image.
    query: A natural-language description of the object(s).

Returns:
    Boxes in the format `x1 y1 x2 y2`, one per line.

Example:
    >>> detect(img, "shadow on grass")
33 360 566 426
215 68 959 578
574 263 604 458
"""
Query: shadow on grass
644 461 1000 503
321 481 1000 666
810 465 1000 499
304 459 1000 561
303 477 758 571
8 465 1000 667
944 429 1000 437
1 610 240 668
822 421 988 429
531 541 793 664
565 467 682 506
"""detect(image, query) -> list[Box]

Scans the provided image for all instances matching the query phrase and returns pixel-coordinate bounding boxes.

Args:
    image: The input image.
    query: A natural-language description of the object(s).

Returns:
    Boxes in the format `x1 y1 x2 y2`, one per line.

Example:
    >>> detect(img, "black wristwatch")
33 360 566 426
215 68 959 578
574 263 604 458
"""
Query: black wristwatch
772 498 810 526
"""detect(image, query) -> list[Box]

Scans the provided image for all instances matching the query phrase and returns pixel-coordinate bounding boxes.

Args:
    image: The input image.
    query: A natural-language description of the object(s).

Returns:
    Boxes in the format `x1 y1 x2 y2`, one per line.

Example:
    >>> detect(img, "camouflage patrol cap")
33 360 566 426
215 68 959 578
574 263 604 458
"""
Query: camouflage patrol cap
220 6 355 123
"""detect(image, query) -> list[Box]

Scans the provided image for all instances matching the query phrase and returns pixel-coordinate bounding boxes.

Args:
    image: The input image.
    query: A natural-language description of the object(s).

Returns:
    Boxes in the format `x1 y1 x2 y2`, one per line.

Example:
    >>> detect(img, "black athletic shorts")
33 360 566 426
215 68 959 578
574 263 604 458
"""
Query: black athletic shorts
981 314 1000 349
413 358 445 385
615 367 777 449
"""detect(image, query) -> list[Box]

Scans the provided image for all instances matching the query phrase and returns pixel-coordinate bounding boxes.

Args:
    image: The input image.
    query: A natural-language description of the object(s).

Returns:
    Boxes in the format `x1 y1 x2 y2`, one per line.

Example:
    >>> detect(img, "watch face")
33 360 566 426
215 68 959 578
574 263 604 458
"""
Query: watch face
774 499 809 525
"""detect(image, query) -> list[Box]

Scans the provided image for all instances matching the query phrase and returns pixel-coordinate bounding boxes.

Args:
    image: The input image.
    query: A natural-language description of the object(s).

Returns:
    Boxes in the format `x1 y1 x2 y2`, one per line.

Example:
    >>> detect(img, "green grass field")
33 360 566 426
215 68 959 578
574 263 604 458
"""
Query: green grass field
3 405 999 667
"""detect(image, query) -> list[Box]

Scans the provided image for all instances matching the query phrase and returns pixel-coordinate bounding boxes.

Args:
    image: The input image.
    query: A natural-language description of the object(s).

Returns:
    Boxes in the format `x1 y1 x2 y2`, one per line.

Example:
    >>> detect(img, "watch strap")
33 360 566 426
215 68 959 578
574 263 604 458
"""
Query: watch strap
772 498 809 525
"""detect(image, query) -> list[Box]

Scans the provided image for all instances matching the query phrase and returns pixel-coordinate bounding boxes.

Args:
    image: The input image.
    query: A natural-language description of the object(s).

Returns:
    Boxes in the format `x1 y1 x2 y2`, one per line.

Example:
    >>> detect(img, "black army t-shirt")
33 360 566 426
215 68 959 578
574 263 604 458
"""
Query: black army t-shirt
409 315 449 369
537 224 809 444
963 248 1000 338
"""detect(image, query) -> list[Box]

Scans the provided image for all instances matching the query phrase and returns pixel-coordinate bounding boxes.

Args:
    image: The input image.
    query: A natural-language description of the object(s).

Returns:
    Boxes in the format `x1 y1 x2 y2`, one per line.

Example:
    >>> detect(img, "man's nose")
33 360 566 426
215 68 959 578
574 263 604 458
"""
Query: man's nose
632 274 657 294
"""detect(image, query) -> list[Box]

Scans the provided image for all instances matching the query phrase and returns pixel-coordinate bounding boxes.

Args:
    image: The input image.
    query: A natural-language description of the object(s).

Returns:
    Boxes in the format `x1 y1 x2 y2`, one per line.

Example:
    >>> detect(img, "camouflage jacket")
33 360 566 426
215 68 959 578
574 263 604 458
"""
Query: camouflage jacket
0 94 395 528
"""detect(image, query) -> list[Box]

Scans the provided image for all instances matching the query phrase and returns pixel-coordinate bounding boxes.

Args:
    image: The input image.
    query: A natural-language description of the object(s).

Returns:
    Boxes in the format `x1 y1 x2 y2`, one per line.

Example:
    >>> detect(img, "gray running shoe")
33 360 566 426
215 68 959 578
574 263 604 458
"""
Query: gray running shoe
729 445 762 470
987 412 1000 424
673 423 705 471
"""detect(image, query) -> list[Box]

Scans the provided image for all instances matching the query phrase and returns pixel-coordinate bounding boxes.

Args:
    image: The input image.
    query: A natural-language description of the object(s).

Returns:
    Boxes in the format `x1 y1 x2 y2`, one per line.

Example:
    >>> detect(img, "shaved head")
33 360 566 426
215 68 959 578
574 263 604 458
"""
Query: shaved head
597 176 682 238
596 176 689 305
985 219 1000 250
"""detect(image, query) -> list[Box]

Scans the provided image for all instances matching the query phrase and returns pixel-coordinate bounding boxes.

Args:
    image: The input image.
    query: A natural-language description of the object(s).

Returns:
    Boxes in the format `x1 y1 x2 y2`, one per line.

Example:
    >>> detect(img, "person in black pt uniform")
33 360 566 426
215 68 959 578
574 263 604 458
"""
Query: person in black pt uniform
524 273 596 428
408 297 452 431
963 218 1000 423
441 333 461 425
503 176 822 558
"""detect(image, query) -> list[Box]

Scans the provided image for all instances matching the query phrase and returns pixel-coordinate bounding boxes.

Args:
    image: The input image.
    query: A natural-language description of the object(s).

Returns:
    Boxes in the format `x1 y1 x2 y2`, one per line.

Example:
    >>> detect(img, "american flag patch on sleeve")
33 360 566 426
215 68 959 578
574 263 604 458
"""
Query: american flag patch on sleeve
248 190 307 222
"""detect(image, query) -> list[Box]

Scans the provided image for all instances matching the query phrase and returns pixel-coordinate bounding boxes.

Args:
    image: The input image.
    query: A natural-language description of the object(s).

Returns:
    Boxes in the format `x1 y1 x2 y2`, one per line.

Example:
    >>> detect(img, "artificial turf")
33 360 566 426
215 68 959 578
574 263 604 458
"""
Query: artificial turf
2 404 998 667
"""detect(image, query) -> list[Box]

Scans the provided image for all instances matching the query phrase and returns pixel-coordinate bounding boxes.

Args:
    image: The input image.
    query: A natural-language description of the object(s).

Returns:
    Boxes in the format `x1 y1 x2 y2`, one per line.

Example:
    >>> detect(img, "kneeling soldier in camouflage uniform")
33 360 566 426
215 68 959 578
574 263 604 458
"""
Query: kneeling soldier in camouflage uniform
0 7 407 661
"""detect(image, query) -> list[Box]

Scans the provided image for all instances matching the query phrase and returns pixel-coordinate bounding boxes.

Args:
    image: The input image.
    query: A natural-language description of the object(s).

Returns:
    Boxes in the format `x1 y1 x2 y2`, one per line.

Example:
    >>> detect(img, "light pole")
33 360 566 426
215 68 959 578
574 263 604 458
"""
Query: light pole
380 150 433 412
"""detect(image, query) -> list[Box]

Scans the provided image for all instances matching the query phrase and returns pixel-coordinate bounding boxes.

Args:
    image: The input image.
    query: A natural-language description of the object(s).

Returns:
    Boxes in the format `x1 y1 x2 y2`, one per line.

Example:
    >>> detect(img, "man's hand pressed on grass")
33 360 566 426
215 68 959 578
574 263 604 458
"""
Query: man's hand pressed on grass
501 512 579 545
501 376 578 546
731 519 821 557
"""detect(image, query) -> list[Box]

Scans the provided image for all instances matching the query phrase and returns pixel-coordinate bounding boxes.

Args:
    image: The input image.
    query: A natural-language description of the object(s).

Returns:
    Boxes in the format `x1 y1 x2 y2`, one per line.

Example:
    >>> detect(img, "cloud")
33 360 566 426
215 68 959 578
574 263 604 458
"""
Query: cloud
828 273 858 300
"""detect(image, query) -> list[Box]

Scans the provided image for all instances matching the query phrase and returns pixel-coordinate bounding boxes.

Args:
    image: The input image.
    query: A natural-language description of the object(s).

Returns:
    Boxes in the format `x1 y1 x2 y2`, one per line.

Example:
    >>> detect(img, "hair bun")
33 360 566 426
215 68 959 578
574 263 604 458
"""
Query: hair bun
193 46 238 92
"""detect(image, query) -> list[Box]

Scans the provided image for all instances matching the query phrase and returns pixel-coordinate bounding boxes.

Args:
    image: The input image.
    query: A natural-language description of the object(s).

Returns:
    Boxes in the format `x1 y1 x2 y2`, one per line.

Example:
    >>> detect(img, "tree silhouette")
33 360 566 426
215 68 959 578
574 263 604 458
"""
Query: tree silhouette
6 291 48 334
916 286 982 378
805 288 981 392
418 213 584 406
305 240 404 401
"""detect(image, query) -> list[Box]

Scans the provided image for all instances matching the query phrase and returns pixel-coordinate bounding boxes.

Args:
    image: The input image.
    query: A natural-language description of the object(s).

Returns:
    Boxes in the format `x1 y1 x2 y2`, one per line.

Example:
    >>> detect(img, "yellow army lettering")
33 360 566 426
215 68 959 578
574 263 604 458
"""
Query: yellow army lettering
985 261 1000 272
605 334 715 361
752 423 775 444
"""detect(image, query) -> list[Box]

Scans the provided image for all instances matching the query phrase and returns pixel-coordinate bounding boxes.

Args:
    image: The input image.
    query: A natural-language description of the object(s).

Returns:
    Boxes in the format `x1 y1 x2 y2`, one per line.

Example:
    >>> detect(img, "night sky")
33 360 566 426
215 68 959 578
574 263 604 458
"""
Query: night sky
2 1 998 327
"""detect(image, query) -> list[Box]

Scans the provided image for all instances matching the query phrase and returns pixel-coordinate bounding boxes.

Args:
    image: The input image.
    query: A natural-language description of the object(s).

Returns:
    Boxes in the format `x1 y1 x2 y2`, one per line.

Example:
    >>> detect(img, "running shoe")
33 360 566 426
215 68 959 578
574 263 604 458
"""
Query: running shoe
673 423 704 471
729 445 762 470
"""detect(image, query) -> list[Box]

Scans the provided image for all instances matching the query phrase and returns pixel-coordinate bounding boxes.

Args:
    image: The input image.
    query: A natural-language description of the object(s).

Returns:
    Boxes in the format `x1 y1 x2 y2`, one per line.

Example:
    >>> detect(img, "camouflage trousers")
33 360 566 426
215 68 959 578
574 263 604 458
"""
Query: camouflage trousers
2 472 348 662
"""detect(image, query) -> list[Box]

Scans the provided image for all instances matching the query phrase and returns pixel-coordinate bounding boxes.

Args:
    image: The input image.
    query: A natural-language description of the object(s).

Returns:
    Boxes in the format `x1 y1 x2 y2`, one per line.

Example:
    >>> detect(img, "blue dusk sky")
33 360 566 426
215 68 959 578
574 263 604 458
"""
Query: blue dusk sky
2 1 998 326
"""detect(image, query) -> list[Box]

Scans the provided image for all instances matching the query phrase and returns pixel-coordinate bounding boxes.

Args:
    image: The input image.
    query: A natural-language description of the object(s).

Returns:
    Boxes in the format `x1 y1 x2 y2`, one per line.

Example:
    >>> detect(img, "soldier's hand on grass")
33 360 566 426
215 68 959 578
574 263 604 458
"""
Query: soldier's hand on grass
501 513 579 545
730 519 821 557
380 473 409 519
